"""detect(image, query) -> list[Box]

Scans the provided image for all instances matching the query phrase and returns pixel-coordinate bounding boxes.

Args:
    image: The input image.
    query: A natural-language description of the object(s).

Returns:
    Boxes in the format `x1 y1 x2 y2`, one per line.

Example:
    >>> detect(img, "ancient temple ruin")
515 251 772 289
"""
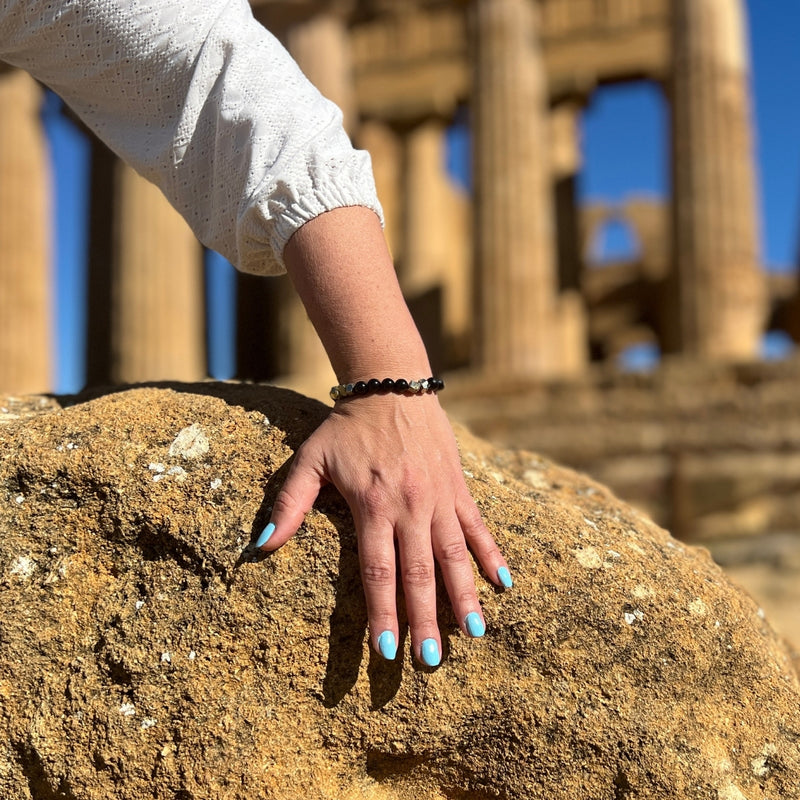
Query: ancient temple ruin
0 0 790 392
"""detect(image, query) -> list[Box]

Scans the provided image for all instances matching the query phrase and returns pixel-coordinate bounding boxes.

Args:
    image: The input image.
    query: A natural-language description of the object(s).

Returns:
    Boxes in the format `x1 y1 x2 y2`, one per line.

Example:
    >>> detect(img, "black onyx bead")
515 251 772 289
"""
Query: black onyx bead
394 379 409 392
353 381 368 395
381 378 395 391
367 378 382 392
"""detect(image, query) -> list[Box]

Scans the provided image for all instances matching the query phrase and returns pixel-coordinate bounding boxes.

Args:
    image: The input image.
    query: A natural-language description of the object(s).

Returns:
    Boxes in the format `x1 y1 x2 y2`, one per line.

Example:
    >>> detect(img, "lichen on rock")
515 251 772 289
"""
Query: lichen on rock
0 384 798 799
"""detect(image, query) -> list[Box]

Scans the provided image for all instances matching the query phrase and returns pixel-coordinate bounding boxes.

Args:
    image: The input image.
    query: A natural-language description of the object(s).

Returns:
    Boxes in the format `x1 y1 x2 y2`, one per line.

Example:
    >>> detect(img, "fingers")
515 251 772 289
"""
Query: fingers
457 490 513 589
359 495 511 667
256 445 325 551
356 518 399 661
431 512 487 641
395 516 441 666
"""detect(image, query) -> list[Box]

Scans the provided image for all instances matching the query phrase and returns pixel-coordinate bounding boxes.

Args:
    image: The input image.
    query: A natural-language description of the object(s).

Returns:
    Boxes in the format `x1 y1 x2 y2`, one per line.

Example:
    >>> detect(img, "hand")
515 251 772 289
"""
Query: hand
255 392 511 666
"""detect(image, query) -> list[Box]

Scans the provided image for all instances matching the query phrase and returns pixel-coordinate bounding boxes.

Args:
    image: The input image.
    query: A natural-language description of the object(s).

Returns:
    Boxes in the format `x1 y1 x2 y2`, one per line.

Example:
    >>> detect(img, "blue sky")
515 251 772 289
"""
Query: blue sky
582 1 800 272
43 1 800 390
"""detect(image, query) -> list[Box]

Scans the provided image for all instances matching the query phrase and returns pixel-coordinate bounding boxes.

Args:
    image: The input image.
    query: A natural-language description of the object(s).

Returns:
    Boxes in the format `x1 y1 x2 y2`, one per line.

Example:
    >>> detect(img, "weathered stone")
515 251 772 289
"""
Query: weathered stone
0 384 799 799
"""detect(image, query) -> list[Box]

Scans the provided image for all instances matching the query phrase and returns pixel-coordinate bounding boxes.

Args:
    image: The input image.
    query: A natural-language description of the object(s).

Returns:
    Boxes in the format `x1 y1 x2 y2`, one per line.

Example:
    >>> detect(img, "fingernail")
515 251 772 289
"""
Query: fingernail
255 522 275 548
497 566 513 588
377 631 397 661
421 638 440 667
464 612 486 638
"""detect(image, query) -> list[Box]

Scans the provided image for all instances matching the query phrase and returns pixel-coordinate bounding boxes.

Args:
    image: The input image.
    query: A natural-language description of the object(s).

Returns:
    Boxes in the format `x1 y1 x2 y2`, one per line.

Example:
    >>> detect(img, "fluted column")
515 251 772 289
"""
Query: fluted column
470 0 559 377
0 69 51 393
111 163 204 382
280 9 355 390
402 118 470 368
668 0 765 359
550 102 588 375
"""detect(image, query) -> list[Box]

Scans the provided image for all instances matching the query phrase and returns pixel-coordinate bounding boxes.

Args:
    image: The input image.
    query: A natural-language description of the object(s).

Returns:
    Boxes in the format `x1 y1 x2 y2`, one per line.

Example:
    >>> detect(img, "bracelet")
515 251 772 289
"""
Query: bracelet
330 376 445 401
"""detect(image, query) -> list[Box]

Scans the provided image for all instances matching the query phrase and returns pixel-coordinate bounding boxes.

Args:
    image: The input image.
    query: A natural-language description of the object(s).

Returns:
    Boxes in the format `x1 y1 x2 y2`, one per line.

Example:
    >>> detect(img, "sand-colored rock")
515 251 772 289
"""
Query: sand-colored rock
0 384 799 799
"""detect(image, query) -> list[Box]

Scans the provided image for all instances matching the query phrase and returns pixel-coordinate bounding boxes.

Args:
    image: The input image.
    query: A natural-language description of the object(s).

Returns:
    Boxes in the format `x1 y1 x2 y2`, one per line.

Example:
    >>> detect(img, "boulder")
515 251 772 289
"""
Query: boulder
0 384 798 800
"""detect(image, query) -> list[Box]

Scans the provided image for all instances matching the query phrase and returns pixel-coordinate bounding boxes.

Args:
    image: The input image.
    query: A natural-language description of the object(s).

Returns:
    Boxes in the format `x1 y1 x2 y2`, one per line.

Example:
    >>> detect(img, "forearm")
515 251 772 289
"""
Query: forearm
283 206 431 383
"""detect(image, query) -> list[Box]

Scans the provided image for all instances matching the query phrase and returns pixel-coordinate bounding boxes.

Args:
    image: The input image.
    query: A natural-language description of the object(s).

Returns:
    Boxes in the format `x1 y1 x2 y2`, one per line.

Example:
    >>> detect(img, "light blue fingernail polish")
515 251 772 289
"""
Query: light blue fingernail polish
377 631 397 661
465 612 486 638
421 638 440 667
255 522 275 548
498 566 513 588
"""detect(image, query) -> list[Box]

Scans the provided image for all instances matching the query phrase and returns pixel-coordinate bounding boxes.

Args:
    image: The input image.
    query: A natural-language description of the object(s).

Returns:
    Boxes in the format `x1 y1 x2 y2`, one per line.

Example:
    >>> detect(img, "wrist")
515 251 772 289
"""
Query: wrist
330 376 444 401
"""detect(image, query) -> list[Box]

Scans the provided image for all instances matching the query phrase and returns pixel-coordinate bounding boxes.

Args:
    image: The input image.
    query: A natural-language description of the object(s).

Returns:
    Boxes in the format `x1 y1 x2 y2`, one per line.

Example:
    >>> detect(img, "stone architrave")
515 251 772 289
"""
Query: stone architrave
470 0 559 377
0 69 51 394
668 0 765 360
111 163 205 383
278 9 355 390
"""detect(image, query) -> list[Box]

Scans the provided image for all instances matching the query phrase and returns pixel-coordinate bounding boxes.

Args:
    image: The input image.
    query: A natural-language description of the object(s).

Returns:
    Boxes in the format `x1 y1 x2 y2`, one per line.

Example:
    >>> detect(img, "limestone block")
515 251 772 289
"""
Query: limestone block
0 384 799 799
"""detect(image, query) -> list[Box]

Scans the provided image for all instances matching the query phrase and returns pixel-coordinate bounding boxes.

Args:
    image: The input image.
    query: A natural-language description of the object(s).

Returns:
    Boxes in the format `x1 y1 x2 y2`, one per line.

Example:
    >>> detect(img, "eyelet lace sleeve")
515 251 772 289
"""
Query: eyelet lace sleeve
0 0 383 274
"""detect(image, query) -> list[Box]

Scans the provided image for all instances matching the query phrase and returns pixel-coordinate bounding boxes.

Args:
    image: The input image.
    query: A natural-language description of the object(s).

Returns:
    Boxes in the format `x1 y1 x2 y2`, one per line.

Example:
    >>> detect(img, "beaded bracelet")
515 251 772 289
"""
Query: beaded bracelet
330 377 444 401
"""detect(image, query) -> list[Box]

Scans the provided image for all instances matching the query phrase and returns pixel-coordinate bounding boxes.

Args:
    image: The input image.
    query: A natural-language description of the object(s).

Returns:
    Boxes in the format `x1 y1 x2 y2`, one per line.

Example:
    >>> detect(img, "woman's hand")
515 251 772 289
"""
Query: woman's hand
265 205 512 664
256 391 511 665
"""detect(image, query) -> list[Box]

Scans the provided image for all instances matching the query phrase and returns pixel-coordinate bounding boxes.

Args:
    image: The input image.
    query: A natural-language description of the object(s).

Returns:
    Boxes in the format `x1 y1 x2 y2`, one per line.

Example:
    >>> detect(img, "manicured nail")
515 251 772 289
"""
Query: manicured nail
255 522 275 548
421 638 440 667
464 612 486 638
497 566 513 588
377 631 397 661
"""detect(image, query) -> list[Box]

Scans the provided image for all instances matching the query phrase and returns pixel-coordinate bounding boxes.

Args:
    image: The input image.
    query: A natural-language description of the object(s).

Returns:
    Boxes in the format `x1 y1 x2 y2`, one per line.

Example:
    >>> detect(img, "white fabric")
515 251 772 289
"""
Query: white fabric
0 0 382 275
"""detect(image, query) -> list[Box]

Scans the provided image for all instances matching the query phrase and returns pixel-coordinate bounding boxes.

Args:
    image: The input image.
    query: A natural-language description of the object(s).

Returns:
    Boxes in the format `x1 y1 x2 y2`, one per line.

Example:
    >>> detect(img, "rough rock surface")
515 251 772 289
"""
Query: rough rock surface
1 384 799 800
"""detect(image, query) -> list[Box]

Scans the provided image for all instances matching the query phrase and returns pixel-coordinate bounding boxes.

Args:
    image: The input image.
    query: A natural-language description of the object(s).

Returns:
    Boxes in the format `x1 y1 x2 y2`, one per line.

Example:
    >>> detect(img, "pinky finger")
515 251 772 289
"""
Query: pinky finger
456 492 513 589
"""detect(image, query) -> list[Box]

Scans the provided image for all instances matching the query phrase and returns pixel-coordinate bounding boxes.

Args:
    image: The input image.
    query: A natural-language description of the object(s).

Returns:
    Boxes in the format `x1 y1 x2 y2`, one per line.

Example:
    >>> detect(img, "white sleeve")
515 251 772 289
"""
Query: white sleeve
0 0 383 275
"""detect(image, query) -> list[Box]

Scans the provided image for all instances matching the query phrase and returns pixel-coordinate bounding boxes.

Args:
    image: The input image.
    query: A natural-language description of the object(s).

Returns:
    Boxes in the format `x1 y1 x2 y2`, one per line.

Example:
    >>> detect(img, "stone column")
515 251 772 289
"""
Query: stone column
287 9 355 132
402 118 470 369
111 163 205 382
550 102 588 375
279 9 355 391
358 119 403 264
668 0 765 360
0 69 51 394
470 0 559 377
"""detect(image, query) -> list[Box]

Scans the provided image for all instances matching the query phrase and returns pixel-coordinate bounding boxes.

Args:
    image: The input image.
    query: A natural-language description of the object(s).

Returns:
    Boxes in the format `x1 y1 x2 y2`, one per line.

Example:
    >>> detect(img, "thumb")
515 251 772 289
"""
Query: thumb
255 445 326 551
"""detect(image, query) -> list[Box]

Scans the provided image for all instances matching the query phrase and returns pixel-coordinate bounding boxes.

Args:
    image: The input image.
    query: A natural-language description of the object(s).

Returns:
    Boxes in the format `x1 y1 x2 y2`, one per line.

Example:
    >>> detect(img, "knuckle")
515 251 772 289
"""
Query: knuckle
459 501 487 534
437 539 469 567
402 560 434 587
370 610 396 630
456 590 478 609
271 489 306 518
359 484 390 519
475 540 503 563
361 560 394 587
397 467 428 508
